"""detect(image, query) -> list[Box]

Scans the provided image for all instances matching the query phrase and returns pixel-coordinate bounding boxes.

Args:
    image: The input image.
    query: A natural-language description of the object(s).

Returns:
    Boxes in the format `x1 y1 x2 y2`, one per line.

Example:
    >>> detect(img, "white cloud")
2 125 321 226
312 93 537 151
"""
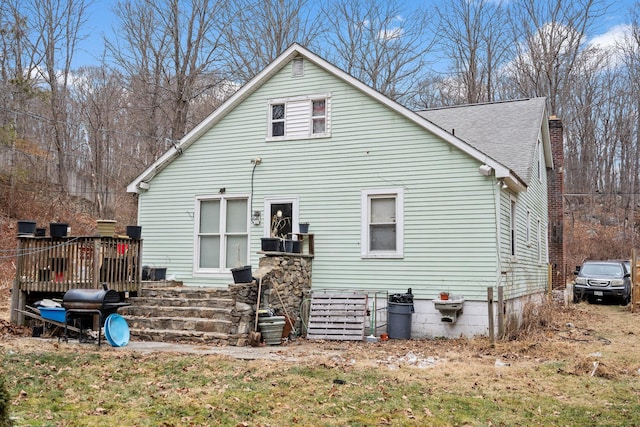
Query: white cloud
588 24 632 49
379 27 404 40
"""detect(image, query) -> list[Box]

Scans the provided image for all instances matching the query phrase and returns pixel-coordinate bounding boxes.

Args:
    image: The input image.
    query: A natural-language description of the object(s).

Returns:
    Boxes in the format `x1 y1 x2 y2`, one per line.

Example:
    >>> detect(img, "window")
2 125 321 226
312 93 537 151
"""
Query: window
510 198 517 259
312 100 326 134
267 94 330 140
537 140 543 182
526 210 531 246
270 103 285 137
537 218 542 263
292 57 304 77
195 196 249 273
361 189 404 258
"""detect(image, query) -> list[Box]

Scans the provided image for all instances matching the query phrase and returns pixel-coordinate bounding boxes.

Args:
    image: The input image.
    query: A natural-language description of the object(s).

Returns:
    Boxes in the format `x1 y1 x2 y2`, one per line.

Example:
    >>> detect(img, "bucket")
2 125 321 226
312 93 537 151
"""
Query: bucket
126 225 142 240
50 223 68 238
258 316 286 345
299 223 310 234
17 220 36 236
231 265 252 283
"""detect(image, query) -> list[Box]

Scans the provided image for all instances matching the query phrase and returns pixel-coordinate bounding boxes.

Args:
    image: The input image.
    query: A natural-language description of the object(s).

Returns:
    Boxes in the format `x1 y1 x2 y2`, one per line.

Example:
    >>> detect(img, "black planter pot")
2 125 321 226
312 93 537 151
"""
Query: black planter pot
126 225 142 240
261 237 281 252
299 223 310 234
291 240 301 253
283 239 295 253
49 222 68 238
17 220 37 236
231 265 253 283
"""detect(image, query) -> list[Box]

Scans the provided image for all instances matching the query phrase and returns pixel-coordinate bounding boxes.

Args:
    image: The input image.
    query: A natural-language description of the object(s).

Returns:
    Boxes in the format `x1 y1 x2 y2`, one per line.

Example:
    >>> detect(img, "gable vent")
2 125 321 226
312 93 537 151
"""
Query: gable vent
292 57 304 77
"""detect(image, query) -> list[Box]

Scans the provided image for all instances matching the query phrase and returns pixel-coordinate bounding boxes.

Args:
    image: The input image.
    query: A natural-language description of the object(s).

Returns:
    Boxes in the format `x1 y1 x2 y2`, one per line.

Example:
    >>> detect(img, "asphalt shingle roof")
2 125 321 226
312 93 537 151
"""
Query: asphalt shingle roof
416 98 547 185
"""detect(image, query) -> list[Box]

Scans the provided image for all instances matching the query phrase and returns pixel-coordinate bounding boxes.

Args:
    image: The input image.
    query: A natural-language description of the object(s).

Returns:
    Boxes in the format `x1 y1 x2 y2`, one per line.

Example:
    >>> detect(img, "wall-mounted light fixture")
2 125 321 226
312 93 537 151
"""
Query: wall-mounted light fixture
478 164 492 176
252 210 262 226
500 180 508 190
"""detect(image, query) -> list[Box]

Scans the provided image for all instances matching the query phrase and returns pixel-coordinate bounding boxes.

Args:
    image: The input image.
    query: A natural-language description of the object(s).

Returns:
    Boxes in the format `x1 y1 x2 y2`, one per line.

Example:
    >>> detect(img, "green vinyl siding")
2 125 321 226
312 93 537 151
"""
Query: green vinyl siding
497 134 549 299
137 58 547 301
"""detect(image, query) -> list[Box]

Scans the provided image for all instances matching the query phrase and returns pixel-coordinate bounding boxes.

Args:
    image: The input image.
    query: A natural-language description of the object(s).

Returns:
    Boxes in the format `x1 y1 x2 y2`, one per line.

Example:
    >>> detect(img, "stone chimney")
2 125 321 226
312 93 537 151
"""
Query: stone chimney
547 116 565 289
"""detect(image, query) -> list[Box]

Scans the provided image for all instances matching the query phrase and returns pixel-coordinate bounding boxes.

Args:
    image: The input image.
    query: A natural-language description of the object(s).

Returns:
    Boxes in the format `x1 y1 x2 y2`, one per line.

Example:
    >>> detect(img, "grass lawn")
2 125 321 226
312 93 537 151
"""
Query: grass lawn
3 302 640 426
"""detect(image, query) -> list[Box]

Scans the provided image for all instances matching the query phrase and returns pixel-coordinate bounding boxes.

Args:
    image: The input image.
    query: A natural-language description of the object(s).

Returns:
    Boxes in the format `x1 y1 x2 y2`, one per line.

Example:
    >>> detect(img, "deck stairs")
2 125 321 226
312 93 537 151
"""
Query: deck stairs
119 282 246 345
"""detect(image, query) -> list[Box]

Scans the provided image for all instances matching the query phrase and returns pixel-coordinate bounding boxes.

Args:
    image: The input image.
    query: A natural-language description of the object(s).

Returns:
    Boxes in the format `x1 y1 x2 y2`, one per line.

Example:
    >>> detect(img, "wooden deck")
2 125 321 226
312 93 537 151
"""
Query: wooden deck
11 236 142 325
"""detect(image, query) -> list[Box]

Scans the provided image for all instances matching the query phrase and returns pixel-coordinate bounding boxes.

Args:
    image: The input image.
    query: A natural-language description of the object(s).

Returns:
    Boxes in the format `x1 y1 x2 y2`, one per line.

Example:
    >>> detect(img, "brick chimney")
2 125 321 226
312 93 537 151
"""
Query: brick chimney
547 116 565 289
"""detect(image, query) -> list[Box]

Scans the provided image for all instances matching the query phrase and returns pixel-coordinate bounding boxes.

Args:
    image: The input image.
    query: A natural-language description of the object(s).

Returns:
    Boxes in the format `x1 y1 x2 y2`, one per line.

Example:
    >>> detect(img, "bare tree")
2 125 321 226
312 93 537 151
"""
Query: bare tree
321 0 436 104
434 0 511 104
108 0 227 157
507 0 607 115
71 66 131 216
26 0 89 194
218 0 321 84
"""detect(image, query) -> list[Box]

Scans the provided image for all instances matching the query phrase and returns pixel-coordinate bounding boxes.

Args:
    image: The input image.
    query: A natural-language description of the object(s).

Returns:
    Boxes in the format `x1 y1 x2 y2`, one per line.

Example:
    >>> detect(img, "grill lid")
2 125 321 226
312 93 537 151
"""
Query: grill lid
62 288 121 306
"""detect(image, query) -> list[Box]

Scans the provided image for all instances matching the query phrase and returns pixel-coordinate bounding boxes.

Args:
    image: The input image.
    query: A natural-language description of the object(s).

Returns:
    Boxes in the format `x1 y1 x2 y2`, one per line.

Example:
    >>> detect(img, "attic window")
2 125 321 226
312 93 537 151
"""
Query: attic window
292 57 304 77
267 94 331 140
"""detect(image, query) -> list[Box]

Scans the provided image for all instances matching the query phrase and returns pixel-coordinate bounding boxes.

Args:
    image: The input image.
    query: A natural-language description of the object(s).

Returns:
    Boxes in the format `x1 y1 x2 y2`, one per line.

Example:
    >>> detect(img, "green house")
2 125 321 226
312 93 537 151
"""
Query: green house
128 44 562 338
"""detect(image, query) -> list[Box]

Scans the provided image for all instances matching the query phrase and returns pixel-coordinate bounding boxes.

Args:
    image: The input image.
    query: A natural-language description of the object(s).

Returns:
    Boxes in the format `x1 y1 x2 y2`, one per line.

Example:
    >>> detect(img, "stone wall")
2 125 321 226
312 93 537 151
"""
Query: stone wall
254 255 313 336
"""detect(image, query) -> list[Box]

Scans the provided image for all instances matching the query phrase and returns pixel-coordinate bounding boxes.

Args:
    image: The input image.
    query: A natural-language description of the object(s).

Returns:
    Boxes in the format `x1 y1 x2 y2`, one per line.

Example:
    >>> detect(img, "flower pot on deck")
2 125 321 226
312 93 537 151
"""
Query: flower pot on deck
97 220 116 237
17 220 37 236
126 225 142 240
49 223 68 238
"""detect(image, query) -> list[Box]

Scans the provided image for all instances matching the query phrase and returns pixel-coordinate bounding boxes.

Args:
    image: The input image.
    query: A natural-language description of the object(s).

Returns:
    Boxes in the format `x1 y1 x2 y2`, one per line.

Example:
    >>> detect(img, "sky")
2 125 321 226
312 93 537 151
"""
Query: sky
72 0 638 69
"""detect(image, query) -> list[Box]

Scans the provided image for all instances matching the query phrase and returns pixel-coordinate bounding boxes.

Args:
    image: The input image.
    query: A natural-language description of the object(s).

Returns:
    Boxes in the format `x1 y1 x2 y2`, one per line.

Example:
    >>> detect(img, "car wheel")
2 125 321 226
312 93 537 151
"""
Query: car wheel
573 292 582 304
622 293 631 306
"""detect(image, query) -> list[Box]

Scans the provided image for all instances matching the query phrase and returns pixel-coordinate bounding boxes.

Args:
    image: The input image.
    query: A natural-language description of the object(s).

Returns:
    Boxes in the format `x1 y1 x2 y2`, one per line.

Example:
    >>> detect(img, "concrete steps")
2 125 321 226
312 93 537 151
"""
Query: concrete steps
122 284 243 345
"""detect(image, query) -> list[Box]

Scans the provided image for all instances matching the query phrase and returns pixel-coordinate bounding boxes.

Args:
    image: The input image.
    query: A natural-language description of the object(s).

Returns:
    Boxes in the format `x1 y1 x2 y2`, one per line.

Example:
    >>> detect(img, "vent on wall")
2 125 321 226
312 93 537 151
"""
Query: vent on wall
292 57 304 77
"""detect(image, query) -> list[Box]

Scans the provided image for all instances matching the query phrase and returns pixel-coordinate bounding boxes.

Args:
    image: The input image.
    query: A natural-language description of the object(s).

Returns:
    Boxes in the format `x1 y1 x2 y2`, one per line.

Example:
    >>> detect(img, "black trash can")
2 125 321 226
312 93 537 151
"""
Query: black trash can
387 289 414 339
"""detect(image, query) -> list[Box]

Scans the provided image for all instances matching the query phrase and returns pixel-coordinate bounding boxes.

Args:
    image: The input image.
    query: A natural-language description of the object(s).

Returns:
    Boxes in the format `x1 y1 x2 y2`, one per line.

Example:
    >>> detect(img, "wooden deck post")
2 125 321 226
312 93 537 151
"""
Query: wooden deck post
10 239 25 325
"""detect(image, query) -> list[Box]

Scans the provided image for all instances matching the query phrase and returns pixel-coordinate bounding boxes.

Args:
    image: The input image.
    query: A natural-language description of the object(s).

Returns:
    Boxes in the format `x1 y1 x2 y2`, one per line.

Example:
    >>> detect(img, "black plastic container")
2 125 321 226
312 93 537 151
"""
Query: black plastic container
49 222 68 238
17 220 36 236
126 225 142 240
231 265 253 283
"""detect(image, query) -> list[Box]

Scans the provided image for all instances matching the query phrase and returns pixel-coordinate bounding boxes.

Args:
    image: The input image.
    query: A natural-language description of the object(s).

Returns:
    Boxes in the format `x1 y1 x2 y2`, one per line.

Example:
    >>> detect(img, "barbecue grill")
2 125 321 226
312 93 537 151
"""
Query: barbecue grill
62 287 129 346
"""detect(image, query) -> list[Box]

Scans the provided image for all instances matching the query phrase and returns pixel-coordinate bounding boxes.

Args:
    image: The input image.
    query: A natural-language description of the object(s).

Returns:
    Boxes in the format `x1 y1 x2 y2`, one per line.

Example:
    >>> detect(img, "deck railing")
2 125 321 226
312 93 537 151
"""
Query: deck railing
15 236 142 293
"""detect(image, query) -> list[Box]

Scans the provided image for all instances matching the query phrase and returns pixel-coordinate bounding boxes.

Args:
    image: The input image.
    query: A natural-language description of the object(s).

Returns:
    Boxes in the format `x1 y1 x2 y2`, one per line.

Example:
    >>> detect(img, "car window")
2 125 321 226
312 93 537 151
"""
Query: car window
580 263 623 277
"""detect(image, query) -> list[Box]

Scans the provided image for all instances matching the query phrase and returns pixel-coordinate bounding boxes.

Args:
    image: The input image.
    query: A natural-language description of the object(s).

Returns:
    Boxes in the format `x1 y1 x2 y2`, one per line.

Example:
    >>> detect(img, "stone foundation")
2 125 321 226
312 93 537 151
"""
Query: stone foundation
254 255 313 335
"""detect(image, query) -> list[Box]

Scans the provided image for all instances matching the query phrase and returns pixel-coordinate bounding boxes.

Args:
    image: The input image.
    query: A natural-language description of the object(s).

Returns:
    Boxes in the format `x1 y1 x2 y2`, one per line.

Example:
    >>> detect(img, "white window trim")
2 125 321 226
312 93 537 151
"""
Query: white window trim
267 102 285 139
193 193 250 277
263 196 300 237
545 221 550 263
537 140 543 183
537 217 542 264
361 188 404 259
266 93 331 141
526 210 531 246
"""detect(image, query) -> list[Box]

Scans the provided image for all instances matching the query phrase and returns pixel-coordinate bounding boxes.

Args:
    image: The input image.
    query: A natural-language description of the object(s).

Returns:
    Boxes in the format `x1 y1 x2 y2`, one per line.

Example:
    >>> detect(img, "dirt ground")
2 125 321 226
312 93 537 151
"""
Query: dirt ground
2 287 639 382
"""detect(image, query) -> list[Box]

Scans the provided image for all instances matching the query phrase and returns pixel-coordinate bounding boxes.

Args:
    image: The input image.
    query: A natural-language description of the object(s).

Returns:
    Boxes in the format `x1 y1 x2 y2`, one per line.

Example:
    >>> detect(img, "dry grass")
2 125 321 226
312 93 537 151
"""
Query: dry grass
2 301 640 425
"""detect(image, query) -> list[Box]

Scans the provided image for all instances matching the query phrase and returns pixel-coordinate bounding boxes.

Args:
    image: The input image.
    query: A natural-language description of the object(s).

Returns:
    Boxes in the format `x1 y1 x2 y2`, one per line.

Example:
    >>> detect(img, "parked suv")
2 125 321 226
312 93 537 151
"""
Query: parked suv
573 260 631 304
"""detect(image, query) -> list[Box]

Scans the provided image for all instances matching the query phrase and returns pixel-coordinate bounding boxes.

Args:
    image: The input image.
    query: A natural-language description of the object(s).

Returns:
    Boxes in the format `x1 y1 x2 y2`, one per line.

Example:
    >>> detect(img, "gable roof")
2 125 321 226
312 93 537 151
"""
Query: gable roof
127 43 543 194
416 98 552 185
